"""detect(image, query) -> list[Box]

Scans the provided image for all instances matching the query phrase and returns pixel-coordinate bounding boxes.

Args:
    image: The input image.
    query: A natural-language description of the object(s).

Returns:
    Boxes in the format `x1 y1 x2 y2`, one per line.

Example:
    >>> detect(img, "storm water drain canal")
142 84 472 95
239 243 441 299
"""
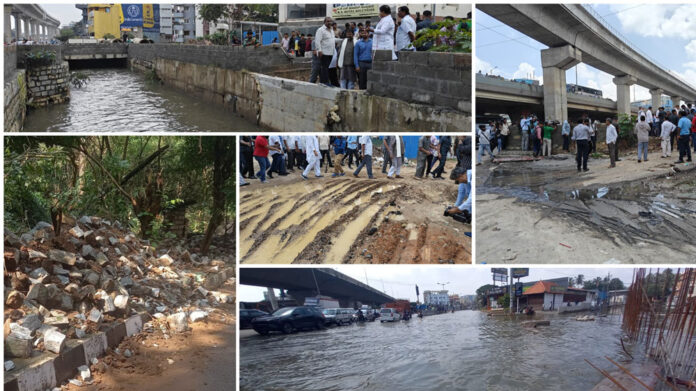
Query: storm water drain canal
22 68 262 132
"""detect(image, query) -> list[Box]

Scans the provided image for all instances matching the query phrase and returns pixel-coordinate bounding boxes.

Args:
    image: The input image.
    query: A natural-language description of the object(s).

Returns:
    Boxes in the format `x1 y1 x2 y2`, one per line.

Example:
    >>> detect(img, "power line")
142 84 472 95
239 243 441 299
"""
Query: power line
476 22 546 51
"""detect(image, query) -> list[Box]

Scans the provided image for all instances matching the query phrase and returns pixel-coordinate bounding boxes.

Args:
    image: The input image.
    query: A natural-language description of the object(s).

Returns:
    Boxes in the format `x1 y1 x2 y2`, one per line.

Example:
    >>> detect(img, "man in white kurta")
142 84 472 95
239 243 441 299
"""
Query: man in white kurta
371 5 397 60
302 135 322 179
386 135 404 179
395 6 416 51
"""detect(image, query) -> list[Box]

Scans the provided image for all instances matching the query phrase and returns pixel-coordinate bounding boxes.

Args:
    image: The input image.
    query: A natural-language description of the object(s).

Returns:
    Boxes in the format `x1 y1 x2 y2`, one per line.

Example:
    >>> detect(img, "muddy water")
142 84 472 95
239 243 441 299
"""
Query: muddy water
240 310 644 391
481 167 696 253
240 179 399 263
22 68 261 132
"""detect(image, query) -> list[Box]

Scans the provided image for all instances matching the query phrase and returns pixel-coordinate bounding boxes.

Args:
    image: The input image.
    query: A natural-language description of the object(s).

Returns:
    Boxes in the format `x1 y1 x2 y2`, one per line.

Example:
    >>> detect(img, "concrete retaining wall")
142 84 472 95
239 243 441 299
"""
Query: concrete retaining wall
4 313 146 391
368 50 471 114
5 45 17 79
26 61 70 107
63 43 128 60
4 70 27 132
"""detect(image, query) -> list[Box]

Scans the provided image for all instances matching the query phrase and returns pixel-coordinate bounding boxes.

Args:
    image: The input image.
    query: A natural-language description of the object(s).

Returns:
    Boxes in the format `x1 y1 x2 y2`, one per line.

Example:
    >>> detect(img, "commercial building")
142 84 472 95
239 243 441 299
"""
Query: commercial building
85 4 121 39
423 290 449 306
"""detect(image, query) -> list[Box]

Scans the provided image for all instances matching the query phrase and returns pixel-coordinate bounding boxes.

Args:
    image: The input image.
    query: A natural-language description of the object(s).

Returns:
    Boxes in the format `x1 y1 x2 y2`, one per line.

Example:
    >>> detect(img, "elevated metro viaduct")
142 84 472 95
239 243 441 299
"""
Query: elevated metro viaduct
477 4 696 123
240 268 396 309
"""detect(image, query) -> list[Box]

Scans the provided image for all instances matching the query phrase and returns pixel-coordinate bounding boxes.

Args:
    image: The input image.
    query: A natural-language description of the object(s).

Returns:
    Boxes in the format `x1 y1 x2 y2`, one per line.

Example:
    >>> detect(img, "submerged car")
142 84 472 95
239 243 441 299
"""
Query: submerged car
252 306 325 335
379 308 402 322
240 309 269 329
322 308 354 325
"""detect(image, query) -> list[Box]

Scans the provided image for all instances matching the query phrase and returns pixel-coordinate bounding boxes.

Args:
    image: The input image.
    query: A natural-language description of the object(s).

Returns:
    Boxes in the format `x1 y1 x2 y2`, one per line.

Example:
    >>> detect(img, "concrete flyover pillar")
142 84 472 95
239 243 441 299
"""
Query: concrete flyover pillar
4 5 12 43
649 88 663 110
613 75 637 118
671 96 682 109
541 45 582 123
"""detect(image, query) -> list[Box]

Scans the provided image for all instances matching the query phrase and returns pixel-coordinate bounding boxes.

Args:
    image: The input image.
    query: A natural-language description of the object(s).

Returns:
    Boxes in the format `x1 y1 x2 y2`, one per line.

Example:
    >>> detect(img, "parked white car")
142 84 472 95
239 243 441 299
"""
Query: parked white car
379 308 402 322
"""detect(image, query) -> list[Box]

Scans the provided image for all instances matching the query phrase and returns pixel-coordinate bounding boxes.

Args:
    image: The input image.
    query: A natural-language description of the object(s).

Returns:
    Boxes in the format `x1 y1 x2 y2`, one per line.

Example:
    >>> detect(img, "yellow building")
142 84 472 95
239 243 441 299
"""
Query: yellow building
87 4 122 39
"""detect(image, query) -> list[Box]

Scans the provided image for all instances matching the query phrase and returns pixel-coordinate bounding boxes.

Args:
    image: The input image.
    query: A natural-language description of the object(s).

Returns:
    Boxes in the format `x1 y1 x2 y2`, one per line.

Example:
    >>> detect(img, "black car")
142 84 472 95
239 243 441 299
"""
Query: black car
240 309 269 329
251 306 325 335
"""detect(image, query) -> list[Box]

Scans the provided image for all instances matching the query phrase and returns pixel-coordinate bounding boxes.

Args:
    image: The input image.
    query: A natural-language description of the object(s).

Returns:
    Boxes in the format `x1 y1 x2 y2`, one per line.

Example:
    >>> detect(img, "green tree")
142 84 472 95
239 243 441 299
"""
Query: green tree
198 4 231 23
57 27 76 42
575 274 585 287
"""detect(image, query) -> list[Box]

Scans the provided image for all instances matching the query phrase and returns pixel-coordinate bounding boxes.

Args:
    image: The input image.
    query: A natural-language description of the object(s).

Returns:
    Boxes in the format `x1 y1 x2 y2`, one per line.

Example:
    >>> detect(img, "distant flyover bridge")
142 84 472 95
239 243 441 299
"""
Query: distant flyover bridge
477 4 696 122
240 268 396 308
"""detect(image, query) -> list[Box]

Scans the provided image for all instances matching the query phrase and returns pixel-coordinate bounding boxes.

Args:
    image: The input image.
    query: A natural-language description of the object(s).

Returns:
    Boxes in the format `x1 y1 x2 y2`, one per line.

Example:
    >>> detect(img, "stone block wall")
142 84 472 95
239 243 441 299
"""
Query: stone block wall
164 207 187 238
26 61 70 107
367 50 471 114
4 70 27 132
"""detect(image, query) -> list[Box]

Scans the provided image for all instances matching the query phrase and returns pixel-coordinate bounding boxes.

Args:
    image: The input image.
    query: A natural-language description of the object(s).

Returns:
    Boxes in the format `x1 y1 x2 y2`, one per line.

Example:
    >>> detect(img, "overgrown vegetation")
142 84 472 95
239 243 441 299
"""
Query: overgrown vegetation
57 27 76 42
411 19 471 53
617 113 638 148
24 50 56 68
4 136 235 253
70 72 90 88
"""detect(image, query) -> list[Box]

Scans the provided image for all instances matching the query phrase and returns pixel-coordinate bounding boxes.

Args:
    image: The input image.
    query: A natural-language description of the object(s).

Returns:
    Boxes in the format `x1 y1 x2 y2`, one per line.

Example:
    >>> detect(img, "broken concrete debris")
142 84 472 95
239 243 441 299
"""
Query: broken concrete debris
3 216 235 363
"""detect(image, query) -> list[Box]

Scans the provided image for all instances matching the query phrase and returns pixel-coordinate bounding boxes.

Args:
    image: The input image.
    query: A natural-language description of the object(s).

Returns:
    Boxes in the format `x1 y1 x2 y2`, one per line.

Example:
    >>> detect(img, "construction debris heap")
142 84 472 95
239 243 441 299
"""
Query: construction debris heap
3 216 235 364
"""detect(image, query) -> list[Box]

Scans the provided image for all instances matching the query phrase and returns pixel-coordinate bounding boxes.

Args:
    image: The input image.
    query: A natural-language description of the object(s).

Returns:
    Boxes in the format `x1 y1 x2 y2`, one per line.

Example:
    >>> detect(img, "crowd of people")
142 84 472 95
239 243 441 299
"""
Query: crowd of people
239 135 473 221
477 104 696 170
278 6 468 89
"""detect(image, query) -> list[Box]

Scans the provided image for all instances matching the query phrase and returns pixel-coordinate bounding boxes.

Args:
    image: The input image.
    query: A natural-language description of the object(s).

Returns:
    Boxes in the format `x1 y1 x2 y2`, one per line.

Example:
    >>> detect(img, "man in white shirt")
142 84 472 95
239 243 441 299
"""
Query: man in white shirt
395 6 416 52
520 115 530 151
661 118 676 158
353 135 374 179
385 136 404 179
302 135 323 179
646 106 654 135
315 17 337 86
371 5 397 60
605 118 618 168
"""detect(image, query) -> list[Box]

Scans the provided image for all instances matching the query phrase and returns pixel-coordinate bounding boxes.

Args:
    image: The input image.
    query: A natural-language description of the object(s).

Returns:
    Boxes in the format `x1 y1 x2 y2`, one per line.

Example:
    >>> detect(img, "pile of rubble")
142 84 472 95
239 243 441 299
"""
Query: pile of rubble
4 216 235 370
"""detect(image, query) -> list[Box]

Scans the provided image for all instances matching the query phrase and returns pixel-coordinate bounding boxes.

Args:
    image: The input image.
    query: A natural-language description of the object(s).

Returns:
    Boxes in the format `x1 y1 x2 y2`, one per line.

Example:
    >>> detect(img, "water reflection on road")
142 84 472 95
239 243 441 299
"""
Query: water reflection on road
22 68 261 132
240 310 642 391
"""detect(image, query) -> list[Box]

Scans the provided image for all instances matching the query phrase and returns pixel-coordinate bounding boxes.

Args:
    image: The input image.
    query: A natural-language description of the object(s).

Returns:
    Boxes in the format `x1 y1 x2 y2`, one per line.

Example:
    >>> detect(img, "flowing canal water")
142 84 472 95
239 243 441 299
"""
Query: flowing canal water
22 68 261 132
240 310 645 391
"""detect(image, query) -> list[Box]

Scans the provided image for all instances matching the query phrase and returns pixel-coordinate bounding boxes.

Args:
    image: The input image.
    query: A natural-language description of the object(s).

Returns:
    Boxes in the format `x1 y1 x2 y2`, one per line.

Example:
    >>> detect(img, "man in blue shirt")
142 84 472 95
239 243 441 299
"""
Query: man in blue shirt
332 136 347 177
342 135 360 168
676 110 693 163
354 28 373 90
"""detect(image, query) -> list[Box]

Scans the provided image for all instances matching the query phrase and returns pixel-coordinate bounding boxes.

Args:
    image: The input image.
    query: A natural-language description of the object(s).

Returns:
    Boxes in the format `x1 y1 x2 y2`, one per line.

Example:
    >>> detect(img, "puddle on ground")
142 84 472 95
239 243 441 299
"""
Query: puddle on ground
481 166 696 250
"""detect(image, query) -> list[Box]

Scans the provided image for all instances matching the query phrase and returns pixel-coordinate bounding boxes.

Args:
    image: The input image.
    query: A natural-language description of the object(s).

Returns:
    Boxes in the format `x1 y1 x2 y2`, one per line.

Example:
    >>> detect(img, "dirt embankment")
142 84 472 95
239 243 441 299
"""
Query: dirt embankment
240 160 471 264
477 150 696 263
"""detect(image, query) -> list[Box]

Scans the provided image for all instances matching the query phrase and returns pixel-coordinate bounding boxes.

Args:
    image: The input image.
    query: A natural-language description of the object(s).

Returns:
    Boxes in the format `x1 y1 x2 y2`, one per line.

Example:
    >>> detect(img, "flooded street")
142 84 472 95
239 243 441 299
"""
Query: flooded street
22 68 260 132
476 155 696 263
240 310 642 391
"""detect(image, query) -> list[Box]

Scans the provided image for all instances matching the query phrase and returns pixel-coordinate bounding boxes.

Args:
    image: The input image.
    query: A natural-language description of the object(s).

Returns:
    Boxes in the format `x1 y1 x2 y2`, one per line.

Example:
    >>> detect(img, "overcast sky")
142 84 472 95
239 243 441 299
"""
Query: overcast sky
476 4 696 102
39 4 83 27
239 267 638 302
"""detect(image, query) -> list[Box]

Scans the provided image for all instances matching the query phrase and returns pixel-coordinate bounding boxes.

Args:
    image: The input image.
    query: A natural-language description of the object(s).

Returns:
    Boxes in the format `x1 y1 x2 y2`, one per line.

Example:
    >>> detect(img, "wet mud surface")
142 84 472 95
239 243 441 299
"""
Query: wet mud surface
477 152 696 263
240 161 471 264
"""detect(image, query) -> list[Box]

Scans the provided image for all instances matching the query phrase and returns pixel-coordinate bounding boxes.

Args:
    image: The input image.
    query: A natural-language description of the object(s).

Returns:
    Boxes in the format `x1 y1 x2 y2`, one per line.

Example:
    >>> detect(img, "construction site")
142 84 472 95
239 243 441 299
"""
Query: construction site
476 139 696 263
239 138 471 264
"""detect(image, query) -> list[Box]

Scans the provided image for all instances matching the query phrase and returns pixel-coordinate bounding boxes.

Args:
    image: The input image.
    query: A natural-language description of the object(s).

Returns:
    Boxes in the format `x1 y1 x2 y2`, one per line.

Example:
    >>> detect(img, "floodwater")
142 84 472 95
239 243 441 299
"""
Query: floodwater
22 68 260 132
481 166 696 252
239 310 644 391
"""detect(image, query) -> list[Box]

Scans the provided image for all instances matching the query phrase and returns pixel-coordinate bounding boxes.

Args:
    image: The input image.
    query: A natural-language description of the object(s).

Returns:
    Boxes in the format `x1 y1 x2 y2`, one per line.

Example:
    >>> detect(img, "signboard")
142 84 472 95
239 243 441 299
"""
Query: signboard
493 274 507 283
491 268 507 276
143 4 160 33
120 4 144 28
550 286 566 293
511 268 529 278
304 297 319 306
515 282 523 297
331 4 379 19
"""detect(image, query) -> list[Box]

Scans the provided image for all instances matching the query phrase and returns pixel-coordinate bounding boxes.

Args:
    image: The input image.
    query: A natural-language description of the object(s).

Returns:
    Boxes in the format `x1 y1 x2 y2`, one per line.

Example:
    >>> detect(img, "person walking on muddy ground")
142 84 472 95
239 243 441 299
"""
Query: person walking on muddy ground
302 135 323 180
240 136 255 179
635 115 651 163
542 121 554 157
319 135 333 173
416 135 432 177
353 135 374 179
561 120 571 152
432 135 452 179
332 136 347 178
477 126 494 165
605 118 618 168
661 117 676 158
572 118 591 172
427 135 440 177
381 136 392 174
521 115 530 151
385 135 404 179
343 135 359 168
254 135 281 183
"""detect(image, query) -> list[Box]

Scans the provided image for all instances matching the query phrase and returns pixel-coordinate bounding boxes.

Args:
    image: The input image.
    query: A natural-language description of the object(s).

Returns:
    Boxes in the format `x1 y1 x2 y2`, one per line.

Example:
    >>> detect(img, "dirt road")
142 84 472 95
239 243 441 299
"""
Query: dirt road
240 159 471 264
476 150 696 263
67 304 236 391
